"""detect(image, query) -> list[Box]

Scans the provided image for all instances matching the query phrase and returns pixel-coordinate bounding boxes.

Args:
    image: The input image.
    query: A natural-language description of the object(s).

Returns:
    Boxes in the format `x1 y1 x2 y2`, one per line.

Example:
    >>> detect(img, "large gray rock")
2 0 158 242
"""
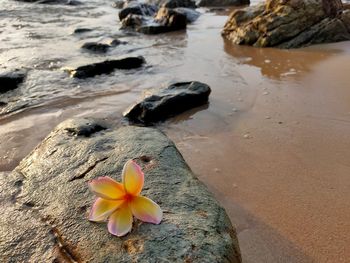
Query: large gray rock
123 81 211 124
222 0 350 48
1 118 241 262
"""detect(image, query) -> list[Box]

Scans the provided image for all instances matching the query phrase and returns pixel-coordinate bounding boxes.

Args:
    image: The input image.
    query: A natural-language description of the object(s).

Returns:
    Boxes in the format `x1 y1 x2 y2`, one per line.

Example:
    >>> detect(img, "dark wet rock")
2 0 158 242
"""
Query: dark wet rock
222 0 350 48
123 81 211 124
119 2 158 21
197 0 249 7
121 7 188 34
174 7 201 23
0 71 26 94
1 118 241 262
0 101 7 107
149 0 197 8
15 0 82 5
81 42 111 53
66 56 145 79
73 28 93 34
37 0 82 4
108 38 127 46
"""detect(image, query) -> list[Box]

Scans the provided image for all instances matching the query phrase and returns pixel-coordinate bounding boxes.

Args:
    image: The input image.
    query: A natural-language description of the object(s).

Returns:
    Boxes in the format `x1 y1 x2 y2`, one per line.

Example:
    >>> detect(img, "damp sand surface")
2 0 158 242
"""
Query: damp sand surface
0 1 350 262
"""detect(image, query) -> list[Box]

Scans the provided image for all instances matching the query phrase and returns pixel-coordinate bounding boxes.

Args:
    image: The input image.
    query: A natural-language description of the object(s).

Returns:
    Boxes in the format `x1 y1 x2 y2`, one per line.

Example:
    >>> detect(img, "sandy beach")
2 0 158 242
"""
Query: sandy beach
1 1 349 262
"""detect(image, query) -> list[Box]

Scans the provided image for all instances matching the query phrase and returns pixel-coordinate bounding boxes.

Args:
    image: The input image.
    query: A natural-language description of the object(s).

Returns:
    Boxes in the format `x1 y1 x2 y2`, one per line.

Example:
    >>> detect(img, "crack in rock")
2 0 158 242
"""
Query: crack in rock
68 156 109 182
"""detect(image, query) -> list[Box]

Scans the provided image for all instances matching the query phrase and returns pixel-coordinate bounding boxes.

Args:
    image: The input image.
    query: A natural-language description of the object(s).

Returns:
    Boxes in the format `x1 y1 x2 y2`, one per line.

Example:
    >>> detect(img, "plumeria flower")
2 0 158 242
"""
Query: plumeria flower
88 159 162 237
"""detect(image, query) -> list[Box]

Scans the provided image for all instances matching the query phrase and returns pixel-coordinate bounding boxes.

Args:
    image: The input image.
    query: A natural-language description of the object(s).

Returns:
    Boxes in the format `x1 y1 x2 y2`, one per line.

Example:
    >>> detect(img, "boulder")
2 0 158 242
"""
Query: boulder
123 81 211 124
0 71 26 94
222 0 350 48
65 56 145 78
197 0 249 7
1 118 241 262
121 7 187 34
119 2 158 21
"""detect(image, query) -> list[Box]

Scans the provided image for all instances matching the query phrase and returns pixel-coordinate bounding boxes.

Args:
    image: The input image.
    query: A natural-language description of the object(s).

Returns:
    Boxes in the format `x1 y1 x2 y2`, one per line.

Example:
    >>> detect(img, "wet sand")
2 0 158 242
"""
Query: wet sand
1 4 350 263
164 42 350 262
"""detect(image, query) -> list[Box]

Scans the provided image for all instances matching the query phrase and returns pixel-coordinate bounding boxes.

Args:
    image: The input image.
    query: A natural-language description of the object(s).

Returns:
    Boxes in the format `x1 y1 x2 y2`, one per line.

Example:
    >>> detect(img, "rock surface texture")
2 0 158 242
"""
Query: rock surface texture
123 81 211 124
1 118 241 262
222 0 350 48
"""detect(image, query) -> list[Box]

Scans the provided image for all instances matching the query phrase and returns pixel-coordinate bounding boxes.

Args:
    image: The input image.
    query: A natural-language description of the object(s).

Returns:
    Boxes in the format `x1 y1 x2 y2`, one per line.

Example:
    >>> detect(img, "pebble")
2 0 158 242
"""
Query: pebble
243 134 250 139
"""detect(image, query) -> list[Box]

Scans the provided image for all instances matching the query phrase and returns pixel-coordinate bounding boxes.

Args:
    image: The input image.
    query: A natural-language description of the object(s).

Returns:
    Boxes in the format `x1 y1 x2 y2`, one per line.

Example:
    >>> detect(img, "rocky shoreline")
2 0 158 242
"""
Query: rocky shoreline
2 0 350 261
222 0 350 48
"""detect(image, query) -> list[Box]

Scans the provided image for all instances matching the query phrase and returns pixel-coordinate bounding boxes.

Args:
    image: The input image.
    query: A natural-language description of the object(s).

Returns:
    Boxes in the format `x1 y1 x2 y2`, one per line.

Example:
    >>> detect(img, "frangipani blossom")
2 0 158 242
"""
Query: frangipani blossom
88 160 162 237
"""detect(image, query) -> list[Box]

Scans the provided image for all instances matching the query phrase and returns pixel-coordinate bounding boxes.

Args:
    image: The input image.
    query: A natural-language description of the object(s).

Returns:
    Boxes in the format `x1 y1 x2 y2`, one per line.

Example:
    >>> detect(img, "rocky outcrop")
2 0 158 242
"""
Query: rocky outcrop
222 0 350 48
1 118 241 262
0 71 26 94
197 0 249 7
65 56 145 78
121 7 187 34
123 81 211 124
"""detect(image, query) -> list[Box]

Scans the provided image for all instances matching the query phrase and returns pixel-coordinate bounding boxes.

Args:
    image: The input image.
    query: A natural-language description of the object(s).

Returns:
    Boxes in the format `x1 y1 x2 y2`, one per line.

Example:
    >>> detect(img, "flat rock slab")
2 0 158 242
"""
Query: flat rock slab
66 56 145 78
2 118 241 262
123 81 211 124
